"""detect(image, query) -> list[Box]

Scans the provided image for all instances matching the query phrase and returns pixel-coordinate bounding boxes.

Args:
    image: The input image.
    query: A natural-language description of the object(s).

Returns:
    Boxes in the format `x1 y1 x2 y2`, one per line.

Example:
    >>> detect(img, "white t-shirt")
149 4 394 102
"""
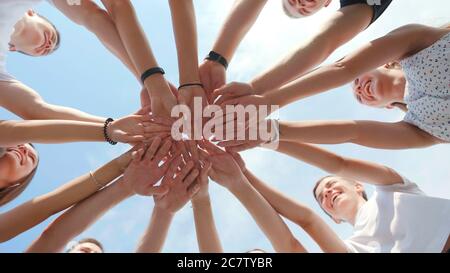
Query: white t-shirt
344 178 450 253
0 0 51 82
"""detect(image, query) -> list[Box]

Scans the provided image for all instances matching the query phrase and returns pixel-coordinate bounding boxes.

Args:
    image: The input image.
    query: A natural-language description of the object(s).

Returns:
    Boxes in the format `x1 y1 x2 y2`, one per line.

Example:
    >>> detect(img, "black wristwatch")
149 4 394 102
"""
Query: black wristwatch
205 51 229 70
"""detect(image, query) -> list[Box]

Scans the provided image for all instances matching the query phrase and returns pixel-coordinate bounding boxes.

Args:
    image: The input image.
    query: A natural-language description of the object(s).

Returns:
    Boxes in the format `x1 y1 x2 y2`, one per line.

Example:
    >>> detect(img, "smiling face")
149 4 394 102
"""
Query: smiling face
314 176 366 224
9 10 59 57
352 65 406 109
0 144 39 189
282 0 332 18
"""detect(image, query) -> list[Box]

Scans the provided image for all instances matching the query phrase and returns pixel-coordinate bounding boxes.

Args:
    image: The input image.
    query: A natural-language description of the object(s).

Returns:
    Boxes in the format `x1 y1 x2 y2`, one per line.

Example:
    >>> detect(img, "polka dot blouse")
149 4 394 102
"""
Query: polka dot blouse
400 31 450 142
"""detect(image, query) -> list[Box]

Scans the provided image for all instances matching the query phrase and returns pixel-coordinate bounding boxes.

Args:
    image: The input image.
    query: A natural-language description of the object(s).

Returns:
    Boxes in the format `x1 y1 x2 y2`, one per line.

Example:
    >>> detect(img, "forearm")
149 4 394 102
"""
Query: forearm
264 64 354 108
279 120 437 149
277 140 404 186
80 9 139 79
26 178 133 253
251 35 335 94
192 196 223 253
52 0 139 79
244 170 315 227
169 0 200 84
136 207 174 253
30 103 105 123
212 0 267 61
0 156 126 243
250 7 372 94
102 0 172 98
244 170 345 253
228 178 304 253
279 120 359 144
0 81 105 123
0 120 106 146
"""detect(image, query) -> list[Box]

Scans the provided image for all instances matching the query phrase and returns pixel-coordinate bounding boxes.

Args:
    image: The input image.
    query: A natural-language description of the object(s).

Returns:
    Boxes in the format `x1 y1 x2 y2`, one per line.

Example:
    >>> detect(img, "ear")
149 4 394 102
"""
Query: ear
355 183 365 197
324 0 332 7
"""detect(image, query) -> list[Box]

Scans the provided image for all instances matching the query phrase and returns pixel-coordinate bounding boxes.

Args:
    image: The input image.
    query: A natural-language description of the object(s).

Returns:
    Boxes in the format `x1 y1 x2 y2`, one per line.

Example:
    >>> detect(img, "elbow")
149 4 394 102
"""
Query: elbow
80 7 110 31
276 236 305 253
21 100 51 120
103 0 133 20
293 207 316 228
287 237 305 253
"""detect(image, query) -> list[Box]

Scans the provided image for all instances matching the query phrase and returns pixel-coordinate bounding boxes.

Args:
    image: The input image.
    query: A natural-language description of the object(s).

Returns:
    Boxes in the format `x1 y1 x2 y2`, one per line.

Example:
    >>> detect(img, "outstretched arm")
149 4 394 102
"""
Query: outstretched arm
0 149 132 243
244 169 347 253
136 154 200 253
264 24 441 107
191 162 223 253
199 0 267 95
279 120 440 150
101 0 177 117
0 81 105 122
169 0 208 119
276 141 403 186
26 178 133 253
199 141 304 252
51 0 139 79
250 5 373 93
0 115 156 146
210 0 267 63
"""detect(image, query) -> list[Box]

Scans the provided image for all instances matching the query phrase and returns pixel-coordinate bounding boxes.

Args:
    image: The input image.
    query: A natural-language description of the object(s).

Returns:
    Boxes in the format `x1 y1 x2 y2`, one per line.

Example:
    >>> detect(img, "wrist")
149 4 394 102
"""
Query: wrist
104 118 118 145
153 205 176 217
226 174 249 193
113 152 132 173
192 194 211 206
116 178 136 198
144 74 171 96
205 50 229 70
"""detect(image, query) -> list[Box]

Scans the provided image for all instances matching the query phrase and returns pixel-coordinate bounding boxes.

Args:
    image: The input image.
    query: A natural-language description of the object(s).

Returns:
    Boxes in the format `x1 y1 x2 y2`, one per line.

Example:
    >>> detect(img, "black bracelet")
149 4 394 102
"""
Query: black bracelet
178 83 204 90
205 51 229 70
141 67 165 84
103 118 118 146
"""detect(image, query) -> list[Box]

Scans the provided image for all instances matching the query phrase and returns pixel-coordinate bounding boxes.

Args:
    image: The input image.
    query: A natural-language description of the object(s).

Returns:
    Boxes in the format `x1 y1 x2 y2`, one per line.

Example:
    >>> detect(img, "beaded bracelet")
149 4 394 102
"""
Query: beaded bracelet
103 118 118 146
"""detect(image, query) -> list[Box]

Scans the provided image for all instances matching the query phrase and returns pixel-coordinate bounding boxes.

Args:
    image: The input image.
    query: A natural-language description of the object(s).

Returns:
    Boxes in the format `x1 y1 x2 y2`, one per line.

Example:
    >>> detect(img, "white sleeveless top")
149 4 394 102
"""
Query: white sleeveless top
400 32 450 142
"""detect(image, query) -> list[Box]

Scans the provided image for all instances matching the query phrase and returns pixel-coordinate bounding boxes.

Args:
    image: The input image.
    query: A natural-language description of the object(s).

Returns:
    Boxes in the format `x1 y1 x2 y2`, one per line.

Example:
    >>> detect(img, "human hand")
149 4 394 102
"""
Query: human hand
211 82 256 105
153 155 200 214
122 138 173 196
197 140 245 190
199 59 226 103
108 115 152 144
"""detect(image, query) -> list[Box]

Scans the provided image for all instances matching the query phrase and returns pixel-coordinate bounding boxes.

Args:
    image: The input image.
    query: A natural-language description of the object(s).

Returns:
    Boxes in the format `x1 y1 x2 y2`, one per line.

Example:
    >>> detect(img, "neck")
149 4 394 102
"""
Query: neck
390 70 407 103
345 198 367 226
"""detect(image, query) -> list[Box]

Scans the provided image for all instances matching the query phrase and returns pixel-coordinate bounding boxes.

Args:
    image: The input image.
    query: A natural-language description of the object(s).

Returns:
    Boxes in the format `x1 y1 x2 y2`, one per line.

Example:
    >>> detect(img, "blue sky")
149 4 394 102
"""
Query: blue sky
1 0 449 253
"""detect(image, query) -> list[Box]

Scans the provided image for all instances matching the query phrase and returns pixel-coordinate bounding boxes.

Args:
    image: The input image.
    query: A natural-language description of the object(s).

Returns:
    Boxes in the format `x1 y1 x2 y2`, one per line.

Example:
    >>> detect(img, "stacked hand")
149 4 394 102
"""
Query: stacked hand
199 59 227 104
122 138 174 196
108 114 172 145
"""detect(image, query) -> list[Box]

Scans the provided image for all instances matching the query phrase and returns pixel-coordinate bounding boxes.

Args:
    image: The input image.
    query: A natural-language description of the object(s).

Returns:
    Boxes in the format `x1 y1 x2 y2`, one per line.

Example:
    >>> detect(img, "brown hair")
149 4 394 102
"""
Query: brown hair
70 238 104 253
0 145 39 207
